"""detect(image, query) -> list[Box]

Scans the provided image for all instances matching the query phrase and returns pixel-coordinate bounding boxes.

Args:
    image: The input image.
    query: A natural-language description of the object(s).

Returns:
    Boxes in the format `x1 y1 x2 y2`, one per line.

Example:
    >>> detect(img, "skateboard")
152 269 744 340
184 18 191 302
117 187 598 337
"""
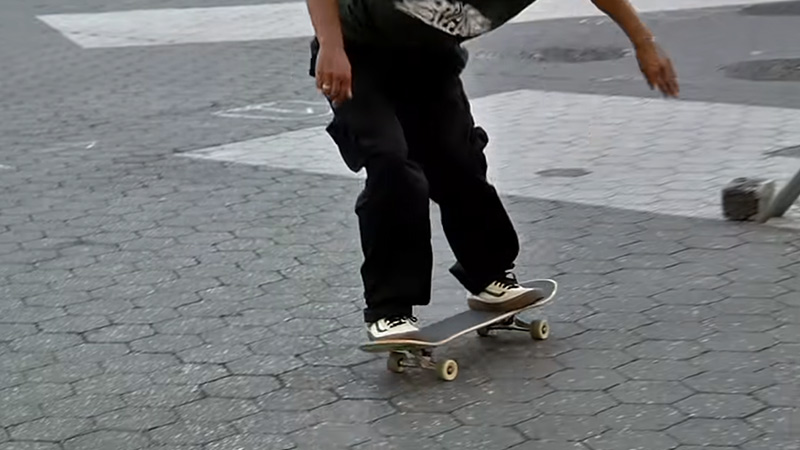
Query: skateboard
359 279 557 381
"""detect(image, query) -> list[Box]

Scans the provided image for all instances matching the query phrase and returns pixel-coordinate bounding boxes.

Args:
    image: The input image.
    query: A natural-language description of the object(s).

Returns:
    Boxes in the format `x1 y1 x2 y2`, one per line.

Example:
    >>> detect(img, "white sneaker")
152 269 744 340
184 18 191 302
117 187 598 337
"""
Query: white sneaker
468 273 544 312
367 316 419 341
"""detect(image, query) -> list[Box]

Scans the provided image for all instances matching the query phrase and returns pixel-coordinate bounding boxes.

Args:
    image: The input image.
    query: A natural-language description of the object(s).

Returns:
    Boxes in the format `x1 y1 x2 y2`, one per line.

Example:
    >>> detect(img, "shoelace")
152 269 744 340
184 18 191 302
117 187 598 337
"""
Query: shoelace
386 316 418 328
493 272 521 290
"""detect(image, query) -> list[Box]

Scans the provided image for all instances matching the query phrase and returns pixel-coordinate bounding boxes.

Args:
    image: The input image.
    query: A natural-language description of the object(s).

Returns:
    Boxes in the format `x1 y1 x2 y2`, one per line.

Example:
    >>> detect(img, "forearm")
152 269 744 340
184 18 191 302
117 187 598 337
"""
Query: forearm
305 0 345 48
591 0 654 48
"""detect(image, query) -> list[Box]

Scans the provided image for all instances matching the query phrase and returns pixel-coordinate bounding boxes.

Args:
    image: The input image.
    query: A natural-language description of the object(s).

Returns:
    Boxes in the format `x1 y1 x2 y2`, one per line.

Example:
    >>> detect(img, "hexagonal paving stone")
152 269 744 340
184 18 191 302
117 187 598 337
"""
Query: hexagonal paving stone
769 324 800 343
453 400 539 427
85 325 155 343
435 425 525 450
11 333 82 352
176 397 259 422
688 351 772 373
311 399 396 424
148 421 237 445
178 344 252 364
226 354 305 376
250 334 325 355
634 322 714 341
609 380 694 405
257 388 338 411
95 407 178 431
63 431 151 450
753 384 799 407
746 406 798 435
617 359 702 381
698 333 777 352
149 363 229 385
706 314 781 333
578 312 652 331
153 317 227 335
598 404 688 431
131 334 203 353
123 384 202 408
9 417 93 441
300 345 377 367
765 343 800 364
391 384 481 413
374 412 460 437
234 411 317 435
585 429 679 450
516 414 607 441
0 442 62 450
651 289 725 306
666 418 762 446
536 391 619 416
353 435 447 450
683 371 775 394
74 372 153 395
675 393 765 419
289 423 377 448
477 379 553 403
743 435 800 450
555 349 634 369
44 393 126 418
204 433 294 450
564 330 644 350
625 340 706 360
279 365 356 390
55 343 129 363
589 296 657 313
645 305 715 323
202 375 281 398
1 382 73 404
508 441 589 450
546 368 625 391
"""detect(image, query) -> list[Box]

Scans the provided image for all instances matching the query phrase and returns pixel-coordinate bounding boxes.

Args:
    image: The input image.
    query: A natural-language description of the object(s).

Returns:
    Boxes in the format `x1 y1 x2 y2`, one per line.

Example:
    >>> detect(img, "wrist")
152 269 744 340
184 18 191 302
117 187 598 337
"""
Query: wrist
318 35 345 51
632 35 656 50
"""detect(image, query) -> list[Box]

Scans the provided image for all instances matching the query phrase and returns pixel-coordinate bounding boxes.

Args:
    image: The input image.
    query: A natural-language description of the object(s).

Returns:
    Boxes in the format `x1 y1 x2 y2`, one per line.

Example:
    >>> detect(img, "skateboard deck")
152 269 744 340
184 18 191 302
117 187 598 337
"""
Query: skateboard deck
358 279 557 381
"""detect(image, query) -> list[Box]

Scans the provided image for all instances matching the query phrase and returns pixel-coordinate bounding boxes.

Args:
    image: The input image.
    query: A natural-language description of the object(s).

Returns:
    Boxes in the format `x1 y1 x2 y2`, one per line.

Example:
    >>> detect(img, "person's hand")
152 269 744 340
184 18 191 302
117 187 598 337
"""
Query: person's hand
635 40 679 98
315 44 352 105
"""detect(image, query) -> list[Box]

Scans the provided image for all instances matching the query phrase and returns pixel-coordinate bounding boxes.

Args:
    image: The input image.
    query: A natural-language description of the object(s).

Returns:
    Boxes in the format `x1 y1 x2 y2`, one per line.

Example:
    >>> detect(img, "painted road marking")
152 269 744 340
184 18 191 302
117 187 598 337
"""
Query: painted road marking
38 0 786 48
182 89 800 222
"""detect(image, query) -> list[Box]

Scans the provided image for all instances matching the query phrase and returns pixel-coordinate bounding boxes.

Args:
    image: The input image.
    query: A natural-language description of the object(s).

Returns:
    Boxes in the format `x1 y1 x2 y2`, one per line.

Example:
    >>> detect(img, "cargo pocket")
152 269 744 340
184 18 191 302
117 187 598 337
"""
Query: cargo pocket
469 125 489 178
326 116 365 173
309 38 319 77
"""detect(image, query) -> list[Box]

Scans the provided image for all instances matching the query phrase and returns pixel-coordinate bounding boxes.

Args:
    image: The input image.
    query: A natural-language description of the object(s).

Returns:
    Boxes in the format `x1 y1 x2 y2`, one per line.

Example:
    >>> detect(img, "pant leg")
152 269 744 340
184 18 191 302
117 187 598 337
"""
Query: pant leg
312 40 434 323
397 71 520 295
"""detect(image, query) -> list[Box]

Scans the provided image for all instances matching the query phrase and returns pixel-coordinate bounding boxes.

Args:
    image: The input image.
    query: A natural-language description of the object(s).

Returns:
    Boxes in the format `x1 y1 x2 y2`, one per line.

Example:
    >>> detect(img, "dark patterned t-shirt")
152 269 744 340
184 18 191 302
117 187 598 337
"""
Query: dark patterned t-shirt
339 0 538 47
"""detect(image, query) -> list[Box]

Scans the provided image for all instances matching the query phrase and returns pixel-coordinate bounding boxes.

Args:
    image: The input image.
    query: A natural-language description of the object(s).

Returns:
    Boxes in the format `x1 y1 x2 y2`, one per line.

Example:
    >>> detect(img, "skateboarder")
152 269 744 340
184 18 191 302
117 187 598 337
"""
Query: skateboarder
305 0 679 340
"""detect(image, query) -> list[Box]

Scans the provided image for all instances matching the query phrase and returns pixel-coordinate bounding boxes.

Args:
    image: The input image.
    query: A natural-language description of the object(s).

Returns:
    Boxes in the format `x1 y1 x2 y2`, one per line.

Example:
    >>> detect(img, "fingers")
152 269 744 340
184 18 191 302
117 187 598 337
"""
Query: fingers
317 72 352 105
662 60 680 97
655 61 678 97
644 61 678 98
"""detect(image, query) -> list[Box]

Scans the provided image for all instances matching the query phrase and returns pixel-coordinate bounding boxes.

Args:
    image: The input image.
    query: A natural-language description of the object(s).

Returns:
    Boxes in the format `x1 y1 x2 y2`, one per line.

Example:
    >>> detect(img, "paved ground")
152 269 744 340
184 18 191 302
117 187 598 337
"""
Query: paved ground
1 0 799 449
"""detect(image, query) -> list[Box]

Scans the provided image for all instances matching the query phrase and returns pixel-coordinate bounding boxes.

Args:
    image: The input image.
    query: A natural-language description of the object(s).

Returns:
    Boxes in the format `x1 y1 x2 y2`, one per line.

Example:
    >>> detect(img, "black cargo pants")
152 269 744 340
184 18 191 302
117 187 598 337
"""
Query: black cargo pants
310 39 519 323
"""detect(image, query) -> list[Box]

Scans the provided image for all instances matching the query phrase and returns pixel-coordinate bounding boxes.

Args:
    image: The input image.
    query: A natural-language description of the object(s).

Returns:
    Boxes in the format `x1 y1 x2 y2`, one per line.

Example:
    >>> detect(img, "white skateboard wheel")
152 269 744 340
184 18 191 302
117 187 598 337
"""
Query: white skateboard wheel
529 319 549 340
387 352 406 373
436 359 458 381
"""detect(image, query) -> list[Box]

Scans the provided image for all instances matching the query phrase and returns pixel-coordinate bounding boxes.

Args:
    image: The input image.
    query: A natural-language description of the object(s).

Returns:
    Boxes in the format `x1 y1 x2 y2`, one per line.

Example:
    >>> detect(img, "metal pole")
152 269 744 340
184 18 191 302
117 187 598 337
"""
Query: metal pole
761 167 800 221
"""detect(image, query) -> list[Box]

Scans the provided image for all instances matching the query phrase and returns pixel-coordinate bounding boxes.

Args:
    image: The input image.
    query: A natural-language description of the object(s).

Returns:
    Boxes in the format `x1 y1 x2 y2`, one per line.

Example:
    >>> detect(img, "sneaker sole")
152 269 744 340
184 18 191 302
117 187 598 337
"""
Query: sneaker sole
467 288 546 313
367 330 421 342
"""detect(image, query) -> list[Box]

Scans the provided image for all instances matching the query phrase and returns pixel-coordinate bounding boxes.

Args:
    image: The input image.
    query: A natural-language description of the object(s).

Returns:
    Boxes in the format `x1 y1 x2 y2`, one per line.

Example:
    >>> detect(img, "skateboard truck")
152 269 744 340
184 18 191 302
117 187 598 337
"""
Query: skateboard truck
477 316 550 340
386 348 460 381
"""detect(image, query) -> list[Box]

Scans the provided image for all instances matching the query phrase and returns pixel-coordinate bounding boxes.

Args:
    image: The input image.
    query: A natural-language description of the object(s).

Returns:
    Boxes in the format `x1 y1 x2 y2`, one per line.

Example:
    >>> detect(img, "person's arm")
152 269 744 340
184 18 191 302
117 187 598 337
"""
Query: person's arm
305 0 352 104
591 0 679 97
